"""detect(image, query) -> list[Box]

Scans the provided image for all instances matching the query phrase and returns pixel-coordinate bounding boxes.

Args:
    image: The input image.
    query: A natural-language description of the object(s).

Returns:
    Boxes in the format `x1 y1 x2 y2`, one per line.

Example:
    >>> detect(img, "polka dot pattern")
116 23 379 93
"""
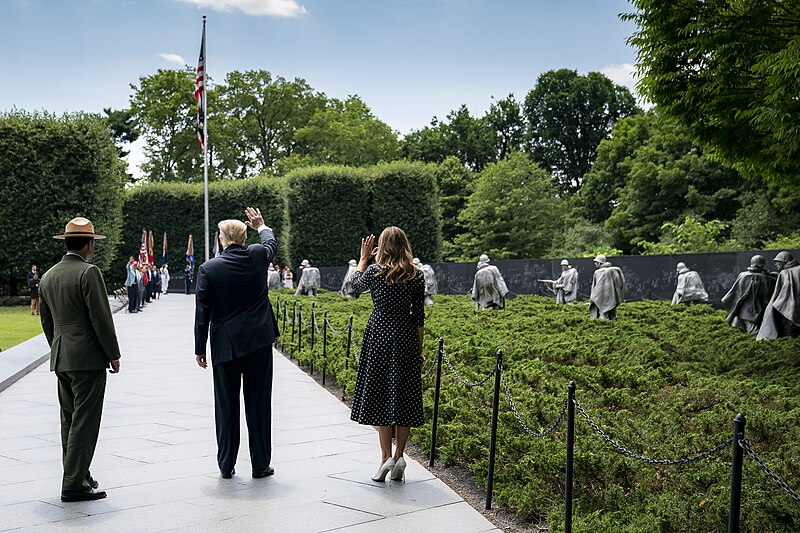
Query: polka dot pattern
349 263 425 427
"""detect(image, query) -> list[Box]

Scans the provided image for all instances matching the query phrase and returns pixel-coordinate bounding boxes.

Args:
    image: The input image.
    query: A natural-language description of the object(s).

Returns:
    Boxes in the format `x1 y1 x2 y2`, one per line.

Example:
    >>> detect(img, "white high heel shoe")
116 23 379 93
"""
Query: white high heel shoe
371 458 395 482
390 457 406 481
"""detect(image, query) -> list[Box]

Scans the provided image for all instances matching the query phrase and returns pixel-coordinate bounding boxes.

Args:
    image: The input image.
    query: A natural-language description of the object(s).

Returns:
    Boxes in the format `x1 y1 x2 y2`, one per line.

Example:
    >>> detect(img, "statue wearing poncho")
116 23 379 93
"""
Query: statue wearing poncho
721 255 774 335
295 259 321 297
339 259 359 298
589 254 625 320
413 258 438 306
671 262 709 305
553 259 579 304
471 254 510 310
757 251 800 340
267 264 282 291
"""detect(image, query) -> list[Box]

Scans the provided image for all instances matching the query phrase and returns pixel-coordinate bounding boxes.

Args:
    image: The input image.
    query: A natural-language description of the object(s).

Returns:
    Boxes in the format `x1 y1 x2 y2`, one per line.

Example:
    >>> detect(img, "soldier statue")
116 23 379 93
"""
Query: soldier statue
413 258 438 306
339 259 359 298
721 255 775 335
671 262 709 305
471 254 512 310
589 254 625 320
295 259 321 297
540 259 579 304
757 251 800 340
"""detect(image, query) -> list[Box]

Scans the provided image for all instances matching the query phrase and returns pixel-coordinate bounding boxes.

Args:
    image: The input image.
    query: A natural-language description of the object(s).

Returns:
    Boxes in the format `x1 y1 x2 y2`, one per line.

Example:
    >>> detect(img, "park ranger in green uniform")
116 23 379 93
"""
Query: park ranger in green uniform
39 217 121 502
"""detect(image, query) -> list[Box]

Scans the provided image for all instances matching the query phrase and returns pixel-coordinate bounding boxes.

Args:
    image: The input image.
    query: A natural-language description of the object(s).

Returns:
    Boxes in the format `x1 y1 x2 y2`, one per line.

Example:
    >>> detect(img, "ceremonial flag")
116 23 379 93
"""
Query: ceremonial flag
186 234 195 268
147 230 155 264
139 229 147 263
213 231 220 257
162 232 168 265
195 21 206 150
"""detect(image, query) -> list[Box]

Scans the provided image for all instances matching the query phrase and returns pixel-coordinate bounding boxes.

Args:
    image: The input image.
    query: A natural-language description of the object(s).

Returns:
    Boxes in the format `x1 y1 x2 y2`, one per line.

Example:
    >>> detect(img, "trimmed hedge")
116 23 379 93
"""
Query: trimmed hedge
371 161 442 262
285 163 442 267
0 112 125 291
111 176 286 285
285 166 372 268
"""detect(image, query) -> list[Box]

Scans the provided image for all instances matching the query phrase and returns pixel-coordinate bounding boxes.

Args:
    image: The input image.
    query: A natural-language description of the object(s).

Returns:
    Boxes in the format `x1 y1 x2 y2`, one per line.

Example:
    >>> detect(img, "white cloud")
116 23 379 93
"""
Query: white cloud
159 53 187 64
601 63 651 108
176 0 307 17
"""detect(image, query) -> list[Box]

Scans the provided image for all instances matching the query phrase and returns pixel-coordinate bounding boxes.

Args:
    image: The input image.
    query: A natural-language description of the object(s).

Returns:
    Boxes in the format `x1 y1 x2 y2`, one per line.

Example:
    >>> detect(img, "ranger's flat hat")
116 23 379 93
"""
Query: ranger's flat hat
53 217 106 240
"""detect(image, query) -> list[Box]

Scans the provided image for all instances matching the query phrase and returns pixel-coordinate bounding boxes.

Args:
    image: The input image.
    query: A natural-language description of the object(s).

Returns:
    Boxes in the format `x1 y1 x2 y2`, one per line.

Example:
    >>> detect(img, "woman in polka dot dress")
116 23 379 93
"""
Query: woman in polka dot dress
350 227 425 483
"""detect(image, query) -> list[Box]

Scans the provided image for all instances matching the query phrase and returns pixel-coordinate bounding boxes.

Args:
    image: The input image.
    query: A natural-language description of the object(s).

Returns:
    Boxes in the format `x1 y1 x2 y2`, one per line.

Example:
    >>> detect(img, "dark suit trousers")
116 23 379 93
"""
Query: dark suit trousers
212 348 273 472
56 370 106 491
127 284 138 312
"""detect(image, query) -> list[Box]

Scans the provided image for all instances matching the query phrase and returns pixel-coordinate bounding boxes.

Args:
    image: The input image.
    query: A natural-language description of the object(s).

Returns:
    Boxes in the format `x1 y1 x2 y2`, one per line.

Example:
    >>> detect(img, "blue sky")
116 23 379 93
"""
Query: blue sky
1 0 639 174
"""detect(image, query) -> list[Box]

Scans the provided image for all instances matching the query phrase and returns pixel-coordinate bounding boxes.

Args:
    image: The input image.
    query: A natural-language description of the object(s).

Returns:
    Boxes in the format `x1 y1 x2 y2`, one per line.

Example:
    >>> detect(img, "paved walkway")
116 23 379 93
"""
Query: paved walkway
0 294 498 532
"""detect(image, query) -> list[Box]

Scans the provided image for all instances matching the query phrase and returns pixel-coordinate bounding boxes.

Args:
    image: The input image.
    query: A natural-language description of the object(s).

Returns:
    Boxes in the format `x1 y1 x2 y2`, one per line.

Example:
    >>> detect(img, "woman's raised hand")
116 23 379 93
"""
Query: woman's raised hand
358 234 376 270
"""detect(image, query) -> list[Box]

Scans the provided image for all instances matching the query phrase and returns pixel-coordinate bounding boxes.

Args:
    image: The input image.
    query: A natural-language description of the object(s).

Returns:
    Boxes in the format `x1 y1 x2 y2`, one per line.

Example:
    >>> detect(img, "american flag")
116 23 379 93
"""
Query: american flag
195 21 206 150
139 229 148 264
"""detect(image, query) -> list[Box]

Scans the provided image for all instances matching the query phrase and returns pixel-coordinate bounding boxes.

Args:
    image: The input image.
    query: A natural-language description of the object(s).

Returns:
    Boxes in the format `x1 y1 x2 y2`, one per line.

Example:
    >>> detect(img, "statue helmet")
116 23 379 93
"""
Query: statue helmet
750 255 766 268
479 254 490 263
348 259 357 267
301 259 310 267
676 262 689 274
412 257 421 265
593 254 606 264
560 259 570 266
774 251 794 264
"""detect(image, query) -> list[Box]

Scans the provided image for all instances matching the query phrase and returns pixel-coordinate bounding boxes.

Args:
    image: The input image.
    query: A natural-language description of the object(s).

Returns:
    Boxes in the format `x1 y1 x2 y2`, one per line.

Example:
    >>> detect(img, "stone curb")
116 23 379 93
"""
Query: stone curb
0 297 127 393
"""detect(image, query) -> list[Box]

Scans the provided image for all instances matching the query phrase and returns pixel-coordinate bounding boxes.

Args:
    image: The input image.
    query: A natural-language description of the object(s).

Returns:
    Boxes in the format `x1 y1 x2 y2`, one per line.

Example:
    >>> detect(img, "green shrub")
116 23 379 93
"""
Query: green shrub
0 111 125 290
285 165 371 268
111 176 285 285
370 161 442 262
277 291 800 531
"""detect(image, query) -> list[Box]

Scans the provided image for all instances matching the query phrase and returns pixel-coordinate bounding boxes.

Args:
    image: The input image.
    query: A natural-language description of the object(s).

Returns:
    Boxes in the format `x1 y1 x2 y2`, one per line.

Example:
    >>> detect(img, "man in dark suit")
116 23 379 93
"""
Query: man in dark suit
39 217 121 502
194 207 279 479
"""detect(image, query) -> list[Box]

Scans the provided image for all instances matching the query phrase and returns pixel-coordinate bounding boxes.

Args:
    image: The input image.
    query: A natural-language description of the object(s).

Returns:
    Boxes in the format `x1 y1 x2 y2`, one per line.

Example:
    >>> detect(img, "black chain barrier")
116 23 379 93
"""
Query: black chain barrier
739 439 800 501
442 348 496 387
324 316 348 335
273 300 798 530
574 399 734 465
501 371 568 438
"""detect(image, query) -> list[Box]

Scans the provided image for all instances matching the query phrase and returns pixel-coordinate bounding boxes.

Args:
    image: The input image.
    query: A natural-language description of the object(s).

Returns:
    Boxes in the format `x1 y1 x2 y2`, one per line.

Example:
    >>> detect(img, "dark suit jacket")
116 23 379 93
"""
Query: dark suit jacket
194 228 279 365
39 254 122 372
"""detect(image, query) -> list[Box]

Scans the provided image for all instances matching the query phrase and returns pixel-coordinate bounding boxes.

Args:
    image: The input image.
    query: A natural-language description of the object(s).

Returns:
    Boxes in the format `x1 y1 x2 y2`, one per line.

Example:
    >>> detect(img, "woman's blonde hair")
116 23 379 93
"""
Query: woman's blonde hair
218 219 247 248
375 226 417 285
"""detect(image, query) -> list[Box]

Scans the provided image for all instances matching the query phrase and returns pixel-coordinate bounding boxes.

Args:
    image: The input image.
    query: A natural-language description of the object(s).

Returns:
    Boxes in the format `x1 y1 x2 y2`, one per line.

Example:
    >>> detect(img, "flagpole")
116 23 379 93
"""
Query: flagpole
202 14 210 263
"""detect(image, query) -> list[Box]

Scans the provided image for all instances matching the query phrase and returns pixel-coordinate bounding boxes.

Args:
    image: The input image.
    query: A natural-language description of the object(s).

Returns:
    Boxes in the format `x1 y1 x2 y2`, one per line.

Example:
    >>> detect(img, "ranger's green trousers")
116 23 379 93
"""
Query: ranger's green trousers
56 370 106 491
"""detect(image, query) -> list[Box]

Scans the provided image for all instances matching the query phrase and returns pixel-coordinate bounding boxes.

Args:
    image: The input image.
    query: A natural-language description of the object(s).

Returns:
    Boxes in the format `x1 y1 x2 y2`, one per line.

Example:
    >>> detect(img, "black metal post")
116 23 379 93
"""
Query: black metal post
728 413 746 533
310 302 315 374
291 301 297 357
282 303 287 350
345 315 353 370
429 337 444 467
485 349 503 510
322 311 328 385
565 381 576 533
298 304 303 355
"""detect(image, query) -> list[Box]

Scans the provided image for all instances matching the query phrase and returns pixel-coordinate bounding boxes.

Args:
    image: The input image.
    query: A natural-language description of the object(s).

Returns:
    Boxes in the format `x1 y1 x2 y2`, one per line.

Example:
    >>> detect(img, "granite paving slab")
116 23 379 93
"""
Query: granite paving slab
0 294 498 532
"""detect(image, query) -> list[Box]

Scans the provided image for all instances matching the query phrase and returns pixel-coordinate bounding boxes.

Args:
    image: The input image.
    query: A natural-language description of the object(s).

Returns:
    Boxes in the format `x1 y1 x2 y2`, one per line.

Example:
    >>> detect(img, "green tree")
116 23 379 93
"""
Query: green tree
523 69 640 195
637 216 736 254
0 112 126 293
103 107 139 158
624 0 800 185
401 105 496 172
216 70 324 177
291 96 399 167
129 68 204 182
453 152 564 260
485 94 524 160
729 182 800 248
602 114 744 253
434 157 479 257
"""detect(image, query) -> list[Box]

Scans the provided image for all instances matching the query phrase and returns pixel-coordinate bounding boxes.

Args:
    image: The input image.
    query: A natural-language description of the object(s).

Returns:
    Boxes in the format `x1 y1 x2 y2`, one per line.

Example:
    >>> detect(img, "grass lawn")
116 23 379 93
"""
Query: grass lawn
0 306 43 351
